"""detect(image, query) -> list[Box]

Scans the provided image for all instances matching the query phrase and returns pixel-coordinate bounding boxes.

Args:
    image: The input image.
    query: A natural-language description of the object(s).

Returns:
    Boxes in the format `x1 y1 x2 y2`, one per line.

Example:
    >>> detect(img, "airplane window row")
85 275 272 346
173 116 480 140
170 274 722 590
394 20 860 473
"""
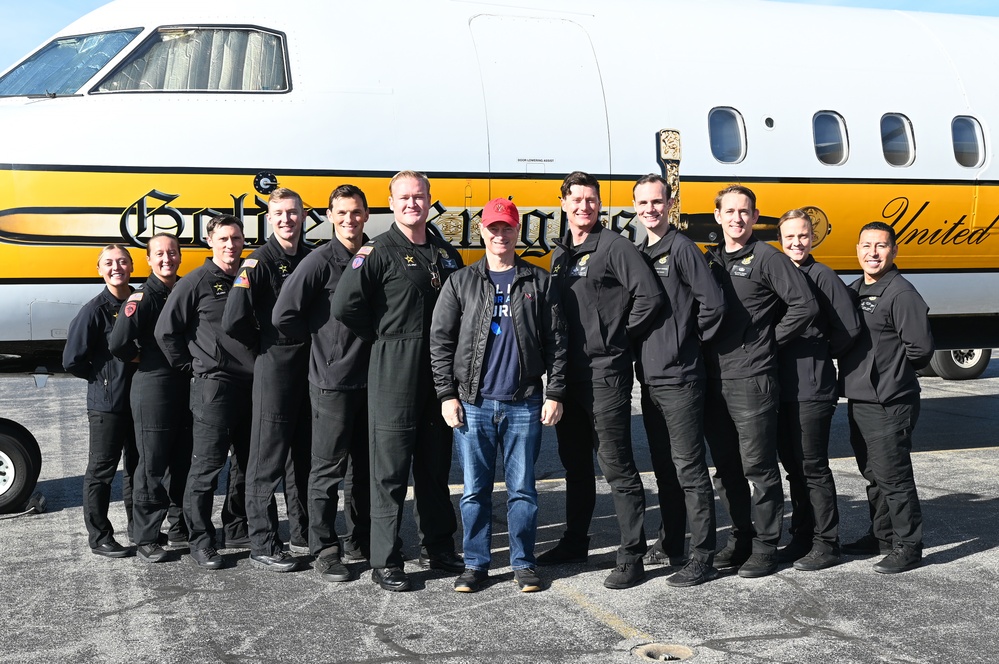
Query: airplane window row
0 26 288 97
709 106 986 169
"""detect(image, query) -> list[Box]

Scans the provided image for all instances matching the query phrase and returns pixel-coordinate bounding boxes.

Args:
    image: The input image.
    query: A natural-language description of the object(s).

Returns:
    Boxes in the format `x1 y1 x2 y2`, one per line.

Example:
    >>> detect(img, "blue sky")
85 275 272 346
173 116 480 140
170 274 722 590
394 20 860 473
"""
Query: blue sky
2 0 999 72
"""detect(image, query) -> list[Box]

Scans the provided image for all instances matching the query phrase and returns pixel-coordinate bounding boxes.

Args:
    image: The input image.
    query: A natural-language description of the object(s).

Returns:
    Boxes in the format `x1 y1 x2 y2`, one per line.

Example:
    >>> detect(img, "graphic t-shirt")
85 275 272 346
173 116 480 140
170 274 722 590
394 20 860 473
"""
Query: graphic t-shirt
480 267 520 401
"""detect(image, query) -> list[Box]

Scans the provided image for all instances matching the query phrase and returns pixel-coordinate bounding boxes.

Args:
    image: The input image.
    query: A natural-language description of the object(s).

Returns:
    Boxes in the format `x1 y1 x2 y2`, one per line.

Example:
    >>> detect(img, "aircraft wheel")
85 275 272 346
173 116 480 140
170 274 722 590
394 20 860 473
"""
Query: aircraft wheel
0 423 41 514
929 348 992 381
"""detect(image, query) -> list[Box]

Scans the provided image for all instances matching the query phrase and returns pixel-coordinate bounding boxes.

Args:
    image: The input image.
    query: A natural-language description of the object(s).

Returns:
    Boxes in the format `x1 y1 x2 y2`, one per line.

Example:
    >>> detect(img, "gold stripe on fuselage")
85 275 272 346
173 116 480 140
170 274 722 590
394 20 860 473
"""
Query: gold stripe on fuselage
1 169 998 280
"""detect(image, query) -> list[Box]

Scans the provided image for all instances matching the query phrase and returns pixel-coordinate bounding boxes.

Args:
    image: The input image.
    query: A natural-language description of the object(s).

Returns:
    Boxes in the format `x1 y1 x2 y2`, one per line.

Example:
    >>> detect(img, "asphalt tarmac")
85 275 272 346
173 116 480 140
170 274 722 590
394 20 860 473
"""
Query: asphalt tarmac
2 364 998 663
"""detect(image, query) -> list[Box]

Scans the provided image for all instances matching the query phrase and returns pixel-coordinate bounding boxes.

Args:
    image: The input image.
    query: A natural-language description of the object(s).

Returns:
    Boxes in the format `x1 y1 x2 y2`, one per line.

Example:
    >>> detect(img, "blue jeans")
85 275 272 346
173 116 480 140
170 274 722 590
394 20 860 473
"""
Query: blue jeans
454 396 542 571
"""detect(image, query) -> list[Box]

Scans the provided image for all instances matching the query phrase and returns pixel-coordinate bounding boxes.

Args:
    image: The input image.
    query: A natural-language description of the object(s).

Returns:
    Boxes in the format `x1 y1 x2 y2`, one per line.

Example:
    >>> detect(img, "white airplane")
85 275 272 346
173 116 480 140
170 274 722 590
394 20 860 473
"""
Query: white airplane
1 0 998 509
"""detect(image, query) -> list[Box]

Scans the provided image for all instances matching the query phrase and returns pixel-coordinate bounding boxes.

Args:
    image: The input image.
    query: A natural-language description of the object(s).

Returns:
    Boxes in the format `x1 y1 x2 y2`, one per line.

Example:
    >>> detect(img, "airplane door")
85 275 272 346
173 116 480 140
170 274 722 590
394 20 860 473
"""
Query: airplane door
470 16 610 178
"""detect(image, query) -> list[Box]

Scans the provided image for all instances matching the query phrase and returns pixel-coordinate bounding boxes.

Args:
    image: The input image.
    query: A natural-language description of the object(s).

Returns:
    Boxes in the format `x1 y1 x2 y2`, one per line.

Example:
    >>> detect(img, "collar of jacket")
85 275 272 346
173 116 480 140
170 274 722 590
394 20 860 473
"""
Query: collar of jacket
144 273 171 295
328 234 371 260
639 224 677 256
851 265 900 295
469 255 534 282
708 234 759 262
556 222 604 254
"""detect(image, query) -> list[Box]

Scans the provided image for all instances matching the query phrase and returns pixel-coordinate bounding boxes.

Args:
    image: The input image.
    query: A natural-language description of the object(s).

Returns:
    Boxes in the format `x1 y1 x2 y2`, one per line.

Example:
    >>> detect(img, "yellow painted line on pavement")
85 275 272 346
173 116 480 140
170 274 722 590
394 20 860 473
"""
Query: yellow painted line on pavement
551 582 654 641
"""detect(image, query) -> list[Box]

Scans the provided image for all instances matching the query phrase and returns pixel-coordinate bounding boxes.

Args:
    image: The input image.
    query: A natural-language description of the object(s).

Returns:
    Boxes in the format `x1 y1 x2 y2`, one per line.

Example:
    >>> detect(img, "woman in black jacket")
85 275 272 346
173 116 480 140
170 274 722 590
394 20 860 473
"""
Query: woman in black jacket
63 244 138 558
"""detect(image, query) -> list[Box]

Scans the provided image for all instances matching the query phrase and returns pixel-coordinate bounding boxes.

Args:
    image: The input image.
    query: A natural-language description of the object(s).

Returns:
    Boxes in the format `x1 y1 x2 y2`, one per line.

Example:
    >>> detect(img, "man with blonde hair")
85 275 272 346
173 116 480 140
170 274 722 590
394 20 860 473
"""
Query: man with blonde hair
333 170 465 592
223 187 313 572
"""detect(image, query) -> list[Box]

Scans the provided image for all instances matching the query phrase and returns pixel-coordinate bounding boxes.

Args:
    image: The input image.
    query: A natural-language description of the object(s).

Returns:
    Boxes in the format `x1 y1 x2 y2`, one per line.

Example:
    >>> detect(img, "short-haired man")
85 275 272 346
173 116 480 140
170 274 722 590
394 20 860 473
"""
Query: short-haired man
430 197 567 593
223 187 312 572
632 175 726 587
332 170 465 592
156 215 254 569
110 233 191 562
539 171 664 589
273 184 373 582
702 185 817 578
838 221 933 574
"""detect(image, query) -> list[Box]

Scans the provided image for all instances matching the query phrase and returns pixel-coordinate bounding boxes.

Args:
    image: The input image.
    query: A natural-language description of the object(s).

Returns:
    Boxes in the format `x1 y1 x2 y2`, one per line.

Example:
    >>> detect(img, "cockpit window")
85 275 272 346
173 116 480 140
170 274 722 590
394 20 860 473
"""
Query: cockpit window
95 27 288 93
0 29 141 97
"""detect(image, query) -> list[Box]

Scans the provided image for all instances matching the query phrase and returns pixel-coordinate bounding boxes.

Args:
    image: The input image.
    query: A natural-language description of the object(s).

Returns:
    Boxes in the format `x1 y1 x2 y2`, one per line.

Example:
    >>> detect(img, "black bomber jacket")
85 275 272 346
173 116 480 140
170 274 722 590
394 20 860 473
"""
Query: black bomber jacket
429 256 568 404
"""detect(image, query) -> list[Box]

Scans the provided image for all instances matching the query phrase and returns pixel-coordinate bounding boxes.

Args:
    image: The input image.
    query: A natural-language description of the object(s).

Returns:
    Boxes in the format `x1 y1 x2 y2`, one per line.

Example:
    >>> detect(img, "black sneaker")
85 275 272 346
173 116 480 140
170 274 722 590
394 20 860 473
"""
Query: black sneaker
873 545 922 574
250 551 301 573
513 568 543 592
737 553 779 578
603 561 645 589
91 540 131 559
666 559 719 588
190 546 223 570
793 548 842 571
315 555 352 582
137 543 169 563
536 537 589 566
776 538 812 563
418 551 464 573
842 534 892 556
642 548 686 568
714 540 751 570
453 568 488 593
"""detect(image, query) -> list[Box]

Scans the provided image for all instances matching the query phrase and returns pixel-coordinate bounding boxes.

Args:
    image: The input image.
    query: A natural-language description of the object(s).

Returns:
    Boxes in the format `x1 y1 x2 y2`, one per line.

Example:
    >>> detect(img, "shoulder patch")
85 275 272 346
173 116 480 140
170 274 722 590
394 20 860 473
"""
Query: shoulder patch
126 292 144 302
241 258 259 269
124 301 139 317
233 270 251 288
356 246 373 257
352 255 367 269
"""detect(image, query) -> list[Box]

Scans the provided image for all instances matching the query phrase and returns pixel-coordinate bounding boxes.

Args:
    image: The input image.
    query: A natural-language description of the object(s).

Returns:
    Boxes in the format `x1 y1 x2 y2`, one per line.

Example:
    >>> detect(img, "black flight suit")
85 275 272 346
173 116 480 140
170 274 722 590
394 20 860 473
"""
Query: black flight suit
549 224 663 564
331 223 462 570
273 236 372 560
636 226 725 565
838 266 933 553
776 256 861 554
109 274 192 547
223 236 312 557
63 286 138 549
703 236 817 555
155 258 254 552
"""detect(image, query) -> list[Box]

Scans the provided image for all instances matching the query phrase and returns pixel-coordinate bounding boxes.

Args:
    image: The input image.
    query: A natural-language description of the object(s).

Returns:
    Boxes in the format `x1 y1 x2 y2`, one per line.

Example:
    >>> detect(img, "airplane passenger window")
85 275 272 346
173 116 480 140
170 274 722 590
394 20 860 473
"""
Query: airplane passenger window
708 107 746 164
0 29 141 97
94 27 288 93
813 112 848 165
881 113 915 167
952 116 985 168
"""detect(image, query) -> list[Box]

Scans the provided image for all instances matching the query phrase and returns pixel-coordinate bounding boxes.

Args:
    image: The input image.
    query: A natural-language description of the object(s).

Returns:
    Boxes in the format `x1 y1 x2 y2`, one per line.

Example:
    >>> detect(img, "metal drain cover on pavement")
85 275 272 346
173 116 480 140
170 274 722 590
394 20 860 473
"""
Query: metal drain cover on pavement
631 643 695 661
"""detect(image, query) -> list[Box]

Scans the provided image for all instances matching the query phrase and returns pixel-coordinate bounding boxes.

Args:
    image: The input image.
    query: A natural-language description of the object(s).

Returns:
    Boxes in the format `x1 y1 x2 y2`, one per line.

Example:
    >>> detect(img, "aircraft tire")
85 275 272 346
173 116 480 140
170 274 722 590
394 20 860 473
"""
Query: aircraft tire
929 348 992 381
0 423 41 514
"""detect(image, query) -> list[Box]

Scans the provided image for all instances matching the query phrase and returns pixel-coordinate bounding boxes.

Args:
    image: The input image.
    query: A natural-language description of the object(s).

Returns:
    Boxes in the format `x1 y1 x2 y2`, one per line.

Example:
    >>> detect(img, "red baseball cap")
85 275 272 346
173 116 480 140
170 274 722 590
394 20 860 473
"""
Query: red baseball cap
481 198 519 227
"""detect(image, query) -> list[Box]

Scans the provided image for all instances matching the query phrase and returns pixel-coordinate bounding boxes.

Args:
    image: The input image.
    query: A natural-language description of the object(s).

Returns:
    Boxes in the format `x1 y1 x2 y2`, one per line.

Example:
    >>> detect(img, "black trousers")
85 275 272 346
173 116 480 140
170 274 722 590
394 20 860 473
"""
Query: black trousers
308 385 370 558
777 399 839 552
184 376 251 551
246 345 312 556
554 374 646 565
703 375 784 553
641 380 716 564
130 371 192 546
84 410 137 548
848 397 923 551
368 339 457 569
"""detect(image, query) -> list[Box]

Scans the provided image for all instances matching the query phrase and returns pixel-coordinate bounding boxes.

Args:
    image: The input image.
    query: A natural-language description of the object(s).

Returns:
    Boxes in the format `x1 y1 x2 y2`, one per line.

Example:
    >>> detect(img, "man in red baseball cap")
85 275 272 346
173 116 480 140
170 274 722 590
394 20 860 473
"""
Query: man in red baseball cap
430 197 567 593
